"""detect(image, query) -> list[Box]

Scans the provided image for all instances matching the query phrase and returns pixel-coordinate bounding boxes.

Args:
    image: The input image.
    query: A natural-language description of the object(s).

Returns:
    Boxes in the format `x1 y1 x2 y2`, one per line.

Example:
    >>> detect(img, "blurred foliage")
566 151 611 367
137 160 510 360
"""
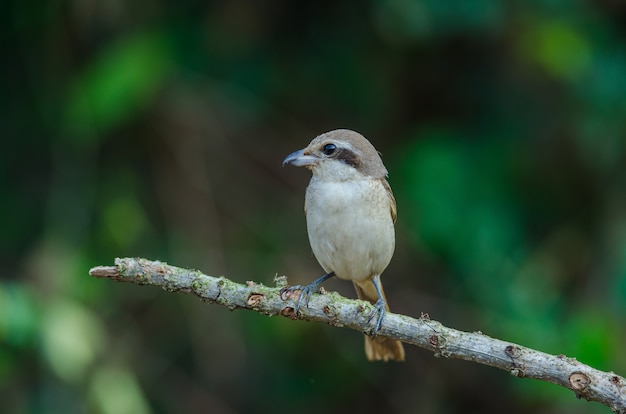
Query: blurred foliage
2 0 626 413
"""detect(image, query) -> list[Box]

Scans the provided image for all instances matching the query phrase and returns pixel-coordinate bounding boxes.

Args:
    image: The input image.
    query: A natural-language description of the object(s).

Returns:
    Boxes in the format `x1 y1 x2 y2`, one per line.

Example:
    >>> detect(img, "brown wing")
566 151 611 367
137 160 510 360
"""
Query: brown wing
381 178 396 223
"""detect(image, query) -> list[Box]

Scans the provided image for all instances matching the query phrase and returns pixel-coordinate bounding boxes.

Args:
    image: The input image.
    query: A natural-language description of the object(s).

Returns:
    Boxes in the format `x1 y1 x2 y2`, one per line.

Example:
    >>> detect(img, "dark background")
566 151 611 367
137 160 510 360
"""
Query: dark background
2 1 625 413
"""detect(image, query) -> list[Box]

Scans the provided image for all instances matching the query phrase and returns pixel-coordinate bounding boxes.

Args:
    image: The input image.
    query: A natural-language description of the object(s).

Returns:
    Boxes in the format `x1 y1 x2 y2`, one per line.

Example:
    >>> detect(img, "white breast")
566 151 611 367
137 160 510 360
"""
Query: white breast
304 176 395 282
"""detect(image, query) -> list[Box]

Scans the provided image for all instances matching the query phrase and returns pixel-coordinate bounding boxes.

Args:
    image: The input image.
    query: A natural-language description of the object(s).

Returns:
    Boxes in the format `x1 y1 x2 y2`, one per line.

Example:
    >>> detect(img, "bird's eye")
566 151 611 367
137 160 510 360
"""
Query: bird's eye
322 143 336 155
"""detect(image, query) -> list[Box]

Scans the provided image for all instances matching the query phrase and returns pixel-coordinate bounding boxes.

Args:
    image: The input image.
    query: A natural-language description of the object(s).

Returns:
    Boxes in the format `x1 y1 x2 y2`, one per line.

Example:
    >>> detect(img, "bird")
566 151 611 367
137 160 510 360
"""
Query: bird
282 129 405 362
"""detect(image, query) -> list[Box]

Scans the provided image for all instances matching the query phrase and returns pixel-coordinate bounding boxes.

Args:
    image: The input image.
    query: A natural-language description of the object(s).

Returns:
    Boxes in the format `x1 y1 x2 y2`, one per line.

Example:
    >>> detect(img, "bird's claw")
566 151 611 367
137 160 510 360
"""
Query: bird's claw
285 284 317 314
368 299 387 338
285 272 335 315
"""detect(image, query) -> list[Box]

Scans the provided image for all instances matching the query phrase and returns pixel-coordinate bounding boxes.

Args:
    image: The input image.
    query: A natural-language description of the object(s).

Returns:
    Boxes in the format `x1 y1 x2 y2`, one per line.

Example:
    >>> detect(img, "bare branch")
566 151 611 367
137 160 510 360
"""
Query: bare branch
90 257 626 413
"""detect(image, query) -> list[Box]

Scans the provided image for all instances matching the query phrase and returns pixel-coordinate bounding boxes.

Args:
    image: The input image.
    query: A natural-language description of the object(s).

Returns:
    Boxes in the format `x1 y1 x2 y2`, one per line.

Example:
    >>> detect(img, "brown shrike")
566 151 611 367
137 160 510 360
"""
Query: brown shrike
283 129 405 362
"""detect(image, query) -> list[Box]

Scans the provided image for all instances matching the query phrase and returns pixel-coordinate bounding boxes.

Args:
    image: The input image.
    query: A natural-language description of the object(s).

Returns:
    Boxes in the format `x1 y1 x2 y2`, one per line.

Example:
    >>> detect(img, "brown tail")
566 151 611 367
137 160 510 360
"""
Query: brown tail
353 278 405 362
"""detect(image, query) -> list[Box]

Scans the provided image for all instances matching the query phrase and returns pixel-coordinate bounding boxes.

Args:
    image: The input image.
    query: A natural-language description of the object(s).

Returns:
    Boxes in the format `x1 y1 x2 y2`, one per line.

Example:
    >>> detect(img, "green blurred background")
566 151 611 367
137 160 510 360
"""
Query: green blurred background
2 0 625 413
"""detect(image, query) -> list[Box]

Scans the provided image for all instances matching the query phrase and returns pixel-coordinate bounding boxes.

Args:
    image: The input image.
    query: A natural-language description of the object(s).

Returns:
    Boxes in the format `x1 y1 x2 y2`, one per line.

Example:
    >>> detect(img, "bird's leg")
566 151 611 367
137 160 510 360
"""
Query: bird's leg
368 275 387 338
286 272 335 314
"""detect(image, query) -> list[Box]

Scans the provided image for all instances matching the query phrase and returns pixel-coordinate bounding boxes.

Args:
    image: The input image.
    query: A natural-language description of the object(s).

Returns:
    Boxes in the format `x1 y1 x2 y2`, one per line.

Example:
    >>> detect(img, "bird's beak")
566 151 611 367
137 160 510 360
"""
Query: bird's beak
282 149 318 167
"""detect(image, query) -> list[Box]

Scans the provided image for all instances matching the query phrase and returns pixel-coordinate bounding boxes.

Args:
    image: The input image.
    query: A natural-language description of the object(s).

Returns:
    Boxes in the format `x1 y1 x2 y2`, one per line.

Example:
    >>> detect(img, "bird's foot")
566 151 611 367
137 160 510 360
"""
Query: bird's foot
284 283 317 314
368 299 387 338
285 272 335 315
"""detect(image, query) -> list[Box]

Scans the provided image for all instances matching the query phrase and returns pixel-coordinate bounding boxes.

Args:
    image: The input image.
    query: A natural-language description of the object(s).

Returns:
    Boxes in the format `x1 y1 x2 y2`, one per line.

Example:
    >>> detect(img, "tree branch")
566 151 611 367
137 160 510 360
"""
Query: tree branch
89 257 626 413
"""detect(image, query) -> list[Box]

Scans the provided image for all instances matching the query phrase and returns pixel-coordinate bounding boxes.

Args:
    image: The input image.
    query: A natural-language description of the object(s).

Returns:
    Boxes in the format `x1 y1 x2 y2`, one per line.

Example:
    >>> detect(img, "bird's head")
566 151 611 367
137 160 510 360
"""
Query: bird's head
282 129 388 181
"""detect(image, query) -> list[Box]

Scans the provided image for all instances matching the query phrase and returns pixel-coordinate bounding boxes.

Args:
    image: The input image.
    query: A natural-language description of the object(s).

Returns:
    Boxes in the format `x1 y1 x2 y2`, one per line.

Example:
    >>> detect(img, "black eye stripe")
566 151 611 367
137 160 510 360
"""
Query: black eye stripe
320 143 360 168
335 148 360 168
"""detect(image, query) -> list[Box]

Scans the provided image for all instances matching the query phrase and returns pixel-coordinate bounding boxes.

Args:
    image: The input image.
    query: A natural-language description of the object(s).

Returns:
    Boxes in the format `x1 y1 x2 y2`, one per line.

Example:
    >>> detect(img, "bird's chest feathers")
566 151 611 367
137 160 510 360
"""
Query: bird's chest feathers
304 177 394 280
305 178 378 218
306 180 372 215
